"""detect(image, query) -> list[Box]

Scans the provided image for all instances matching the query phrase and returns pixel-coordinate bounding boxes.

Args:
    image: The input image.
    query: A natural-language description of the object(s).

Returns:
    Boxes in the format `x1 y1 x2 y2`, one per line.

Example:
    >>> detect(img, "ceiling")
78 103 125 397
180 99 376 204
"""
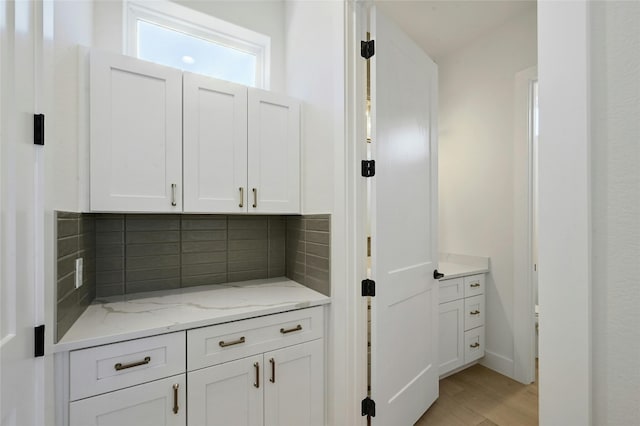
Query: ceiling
374 0 536 61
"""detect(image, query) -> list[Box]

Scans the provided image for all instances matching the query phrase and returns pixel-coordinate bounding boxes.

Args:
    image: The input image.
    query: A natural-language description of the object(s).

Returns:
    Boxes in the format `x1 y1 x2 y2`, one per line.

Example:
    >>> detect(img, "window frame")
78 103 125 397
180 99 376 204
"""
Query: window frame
125 0 271 89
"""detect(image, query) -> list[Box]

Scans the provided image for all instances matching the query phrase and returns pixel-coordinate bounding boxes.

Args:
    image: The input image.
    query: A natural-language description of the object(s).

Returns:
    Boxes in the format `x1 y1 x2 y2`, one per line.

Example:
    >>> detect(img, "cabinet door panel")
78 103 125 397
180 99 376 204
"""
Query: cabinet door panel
188 355 263 426
90 51 182 212
264 339 324 426
183 73 248 213
69 375 185 426
248 89 300 214
439 299 464 376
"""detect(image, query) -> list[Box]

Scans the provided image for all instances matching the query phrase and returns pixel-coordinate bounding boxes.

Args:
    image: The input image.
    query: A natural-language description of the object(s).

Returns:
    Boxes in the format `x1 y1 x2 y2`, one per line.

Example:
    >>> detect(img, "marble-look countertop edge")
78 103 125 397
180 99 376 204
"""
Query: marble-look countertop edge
53 279 330 353
439 262 489 280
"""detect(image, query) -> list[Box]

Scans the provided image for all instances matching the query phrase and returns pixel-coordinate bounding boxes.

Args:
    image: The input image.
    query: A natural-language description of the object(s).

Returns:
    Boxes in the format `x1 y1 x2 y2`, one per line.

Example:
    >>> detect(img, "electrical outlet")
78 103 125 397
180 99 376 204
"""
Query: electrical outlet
75 258 83 289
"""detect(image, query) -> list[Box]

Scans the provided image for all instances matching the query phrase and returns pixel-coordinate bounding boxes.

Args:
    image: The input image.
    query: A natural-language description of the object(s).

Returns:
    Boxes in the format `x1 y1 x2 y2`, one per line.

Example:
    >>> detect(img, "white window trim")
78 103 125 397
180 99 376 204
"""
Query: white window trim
124 0 271 89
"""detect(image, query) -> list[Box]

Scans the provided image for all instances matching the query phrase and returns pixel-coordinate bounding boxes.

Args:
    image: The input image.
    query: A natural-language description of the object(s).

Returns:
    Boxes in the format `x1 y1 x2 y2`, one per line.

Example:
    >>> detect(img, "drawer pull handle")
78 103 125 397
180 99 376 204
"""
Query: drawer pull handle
219 336 245 347
470 342 480 348
254 362 260 388
470 310 480 315
470 283 481 288
172 384 179 414
171 183 177 206
114 356 151 371
239 187 244 208
280 324 302 334
269 357 275 383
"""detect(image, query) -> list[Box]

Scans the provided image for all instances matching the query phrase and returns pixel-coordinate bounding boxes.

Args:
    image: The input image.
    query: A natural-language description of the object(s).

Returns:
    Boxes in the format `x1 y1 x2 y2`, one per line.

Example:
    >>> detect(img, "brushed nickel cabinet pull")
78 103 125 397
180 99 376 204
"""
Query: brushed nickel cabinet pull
254 362 260 388
269 358 275 383
114 356 151 371
171 183 177 206
280 324 302 334
172 384 179 414
219 336 246 347
239 187 244 208
470 310 480 315
252 188 257 208
470 342 480 348
470 283 481 288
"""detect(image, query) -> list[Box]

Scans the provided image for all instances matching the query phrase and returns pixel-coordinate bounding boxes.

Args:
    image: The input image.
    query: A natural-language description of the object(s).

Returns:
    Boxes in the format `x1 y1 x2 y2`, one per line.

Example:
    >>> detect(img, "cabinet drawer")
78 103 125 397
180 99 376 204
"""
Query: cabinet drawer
70 332 186 401
188 307 323 371
439 278 464 303
464 326 485 364
70 374 186 426
464 294 485 331
464 274 485 297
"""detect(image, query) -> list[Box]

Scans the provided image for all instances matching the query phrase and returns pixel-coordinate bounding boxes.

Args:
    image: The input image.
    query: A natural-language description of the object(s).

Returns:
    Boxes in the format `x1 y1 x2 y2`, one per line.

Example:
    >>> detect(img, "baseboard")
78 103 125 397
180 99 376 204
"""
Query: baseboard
480 350 515 379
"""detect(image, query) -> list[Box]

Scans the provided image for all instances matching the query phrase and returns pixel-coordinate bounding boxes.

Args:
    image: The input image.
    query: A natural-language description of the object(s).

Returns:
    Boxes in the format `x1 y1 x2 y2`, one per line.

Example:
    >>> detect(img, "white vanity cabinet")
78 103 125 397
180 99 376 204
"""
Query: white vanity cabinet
90 50 183 213
438 273 486 376
182 73 300 214
187 306 324 426
91 51 301 214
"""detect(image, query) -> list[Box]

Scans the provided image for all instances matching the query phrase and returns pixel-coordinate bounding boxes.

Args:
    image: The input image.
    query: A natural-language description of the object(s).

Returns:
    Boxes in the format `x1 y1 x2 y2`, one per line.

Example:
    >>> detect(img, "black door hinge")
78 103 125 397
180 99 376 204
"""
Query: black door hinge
361 40 375 59
361 279 376 297
34 114 45 146
34 324 45 357
361 160 375 177
362 396 376 417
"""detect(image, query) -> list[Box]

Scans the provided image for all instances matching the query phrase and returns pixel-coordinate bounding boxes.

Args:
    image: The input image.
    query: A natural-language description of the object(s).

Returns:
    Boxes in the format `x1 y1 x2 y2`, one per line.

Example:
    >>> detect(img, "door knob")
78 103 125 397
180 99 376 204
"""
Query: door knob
433 269 444 280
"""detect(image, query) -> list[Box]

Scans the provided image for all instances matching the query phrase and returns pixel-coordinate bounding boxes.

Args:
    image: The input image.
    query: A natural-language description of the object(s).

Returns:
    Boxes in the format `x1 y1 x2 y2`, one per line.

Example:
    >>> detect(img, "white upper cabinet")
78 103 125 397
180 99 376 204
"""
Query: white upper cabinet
183 72 248 213
91 51 301 214
90 51 183 212
248 89 300 214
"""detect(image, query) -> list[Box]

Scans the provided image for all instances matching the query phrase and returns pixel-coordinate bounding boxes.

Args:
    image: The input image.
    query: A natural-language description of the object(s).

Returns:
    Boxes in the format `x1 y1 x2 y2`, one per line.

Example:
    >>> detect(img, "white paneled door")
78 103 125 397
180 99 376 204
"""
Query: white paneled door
369 7 439 425
0 1 48 425
90 51 183 212
183 72 248 213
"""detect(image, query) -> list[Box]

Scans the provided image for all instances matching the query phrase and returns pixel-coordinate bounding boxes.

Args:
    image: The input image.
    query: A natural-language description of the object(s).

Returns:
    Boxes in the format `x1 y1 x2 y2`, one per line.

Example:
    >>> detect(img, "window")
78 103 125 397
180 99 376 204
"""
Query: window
125 0 270 88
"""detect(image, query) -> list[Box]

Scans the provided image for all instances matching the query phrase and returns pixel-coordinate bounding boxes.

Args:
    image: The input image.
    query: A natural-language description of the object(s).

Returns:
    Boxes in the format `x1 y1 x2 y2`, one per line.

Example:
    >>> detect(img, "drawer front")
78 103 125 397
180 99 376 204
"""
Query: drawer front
464 326 485 364
188 307 324 371
439 278 464 303
464 274 485 297
70 332 186 401
464 294 485 331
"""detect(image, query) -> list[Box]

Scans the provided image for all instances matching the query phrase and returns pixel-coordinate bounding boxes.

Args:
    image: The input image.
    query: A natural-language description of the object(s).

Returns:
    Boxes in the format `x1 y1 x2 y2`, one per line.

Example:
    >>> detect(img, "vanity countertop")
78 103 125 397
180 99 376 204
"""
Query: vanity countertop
438 261 489 280
439 253 490 280
54 278 330 352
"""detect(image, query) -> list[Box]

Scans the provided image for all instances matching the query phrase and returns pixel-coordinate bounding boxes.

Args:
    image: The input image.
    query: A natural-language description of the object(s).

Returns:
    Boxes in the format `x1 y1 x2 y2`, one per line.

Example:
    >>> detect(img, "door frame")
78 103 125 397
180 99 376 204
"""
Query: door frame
538 1 592 424
512 66 537 385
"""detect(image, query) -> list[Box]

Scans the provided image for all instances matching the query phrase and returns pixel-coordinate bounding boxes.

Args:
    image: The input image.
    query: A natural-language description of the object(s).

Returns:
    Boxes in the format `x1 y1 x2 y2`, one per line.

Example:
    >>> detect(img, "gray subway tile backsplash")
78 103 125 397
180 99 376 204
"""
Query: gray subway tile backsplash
56 211 331 342
285 215 331 296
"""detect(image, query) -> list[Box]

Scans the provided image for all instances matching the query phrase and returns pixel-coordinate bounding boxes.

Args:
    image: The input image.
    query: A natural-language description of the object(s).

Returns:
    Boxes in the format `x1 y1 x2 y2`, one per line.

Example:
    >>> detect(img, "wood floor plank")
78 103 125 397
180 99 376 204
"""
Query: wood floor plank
415 364 538 426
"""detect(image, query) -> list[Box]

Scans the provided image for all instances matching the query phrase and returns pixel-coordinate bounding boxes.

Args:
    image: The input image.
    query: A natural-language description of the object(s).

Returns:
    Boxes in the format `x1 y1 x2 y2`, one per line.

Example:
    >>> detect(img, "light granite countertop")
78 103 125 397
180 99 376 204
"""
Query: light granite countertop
54 278 330 352
439 253 490 280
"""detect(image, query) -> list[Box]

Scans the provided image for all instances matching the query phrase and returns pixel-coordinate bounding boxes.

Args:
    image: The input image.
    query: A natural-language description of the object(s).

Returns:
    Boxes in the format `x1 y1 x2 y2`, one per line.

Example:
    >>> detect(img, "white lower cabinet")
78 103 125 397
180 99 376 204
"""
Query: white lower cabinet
66 307 324 426
438 273 486 376
188 339 324 426
69 375 186 426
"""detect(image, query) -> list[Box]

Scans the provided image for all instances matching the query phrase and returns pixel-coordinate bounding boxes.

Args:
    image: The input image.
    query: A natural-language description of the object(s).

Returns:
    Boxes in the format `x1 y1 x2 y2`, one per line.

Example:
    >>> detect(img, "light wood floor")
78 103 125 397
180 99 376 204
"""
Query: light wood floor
415 364 538 426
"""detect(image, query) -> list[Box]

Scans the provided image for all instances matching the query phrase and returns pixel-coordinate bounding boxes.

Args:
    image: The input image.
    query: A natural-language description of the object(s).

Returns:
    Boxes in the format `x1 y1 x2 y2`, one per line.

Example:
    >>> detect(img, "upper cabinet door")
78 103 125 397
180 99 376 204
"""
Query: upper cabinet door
247 89 300 214
183 73 248 213
90 51 183 212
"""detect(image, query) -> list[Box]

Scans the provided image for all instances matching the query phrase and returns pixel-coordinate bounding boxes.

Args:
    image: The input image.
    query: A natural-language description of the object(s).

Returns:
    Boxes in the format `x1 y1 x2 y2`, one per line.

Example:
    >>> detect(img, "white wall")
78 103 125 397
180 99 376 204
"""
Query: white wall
49 1 93 212
591 1 640 424
285 1 341 214
438 9 537 378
